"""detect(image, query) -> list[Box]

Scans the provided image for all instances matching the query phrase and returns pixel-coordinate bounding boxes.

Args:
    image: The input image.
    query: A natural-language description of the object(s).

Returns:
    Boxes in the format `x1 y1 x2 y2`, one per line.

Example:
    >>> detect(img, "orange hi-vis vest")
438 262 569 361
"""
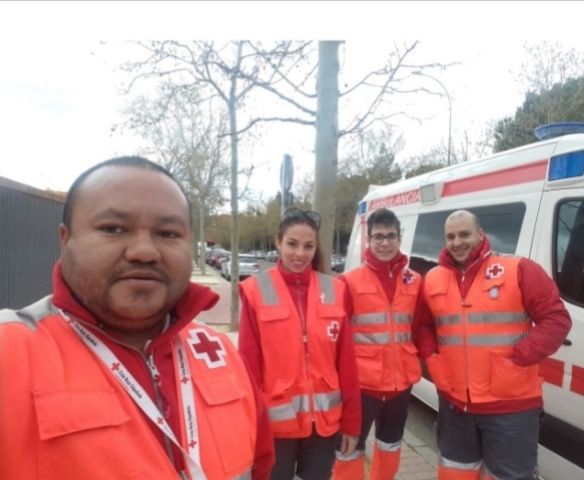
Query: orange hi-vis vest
344 265 422 392
0 297 256 480
423 256 542 404
241 268 345 438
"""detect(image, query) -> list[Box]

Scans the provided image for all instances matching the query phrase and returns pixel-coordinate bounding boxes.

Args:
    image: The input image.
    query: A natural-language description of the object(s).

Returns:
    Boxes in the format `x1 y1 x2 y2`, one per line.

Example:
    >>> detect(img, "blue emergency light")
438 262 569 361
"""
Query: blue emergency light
535 122 584 140
358 201 367 215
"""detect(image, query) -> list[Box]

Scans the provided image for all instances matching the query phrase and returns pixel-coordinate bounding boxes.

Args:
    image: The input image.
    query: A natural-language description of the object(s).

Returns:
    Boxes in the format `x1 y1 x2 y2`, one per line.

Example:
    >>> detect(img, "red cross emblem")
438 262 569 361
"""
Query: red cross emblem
187 328 227 369
180 376 190 384
403 269 414 284
189 440 197 449
111 362 120 371
486 263 504 279
327 321 340 342
157 417 164 425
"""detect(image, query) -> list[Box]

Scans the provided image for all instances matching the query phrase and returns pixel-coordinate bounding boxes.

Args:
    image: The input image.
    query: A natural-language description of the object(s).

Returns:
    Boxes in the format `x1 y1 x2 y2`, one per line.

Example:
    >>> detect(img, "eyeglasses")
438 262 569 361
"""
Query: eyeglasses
369 232 399 243
282 207 321 230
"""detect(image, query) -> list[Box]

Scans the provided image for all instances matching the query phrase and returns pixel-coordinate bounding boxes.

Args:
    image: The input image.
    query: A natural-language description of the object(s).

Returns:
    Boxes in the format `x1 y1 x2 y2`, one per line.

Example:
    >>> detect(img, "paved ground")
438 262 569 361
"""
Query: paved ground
191 264 438 479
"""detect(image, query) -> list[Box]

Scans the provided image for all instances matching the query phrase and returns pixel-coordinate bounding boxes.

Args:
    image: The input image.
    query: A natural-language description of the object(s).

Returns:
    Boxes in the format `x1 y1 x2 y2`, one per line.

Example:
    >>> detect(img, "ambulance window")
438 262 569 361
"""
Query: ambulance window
411 203 526 266
555 199 584 306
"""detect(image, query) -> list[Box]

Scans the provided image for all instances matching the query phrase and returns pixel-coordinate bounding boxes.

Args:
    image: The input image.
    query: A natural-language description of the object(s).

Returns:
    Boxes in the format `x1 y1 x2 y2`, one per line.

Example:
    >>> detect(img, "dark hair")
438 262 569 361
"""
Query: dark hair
277 208 323 272
62 156 191 230
367 208 401 237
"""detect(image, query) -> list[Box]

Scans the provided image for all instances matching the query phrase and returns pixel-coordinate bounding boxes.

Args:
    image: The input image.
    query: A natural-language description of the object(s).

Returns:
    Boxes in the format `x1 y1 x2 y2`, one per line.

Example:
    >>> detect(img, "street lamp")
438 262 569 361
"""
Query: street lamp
414 71 452 166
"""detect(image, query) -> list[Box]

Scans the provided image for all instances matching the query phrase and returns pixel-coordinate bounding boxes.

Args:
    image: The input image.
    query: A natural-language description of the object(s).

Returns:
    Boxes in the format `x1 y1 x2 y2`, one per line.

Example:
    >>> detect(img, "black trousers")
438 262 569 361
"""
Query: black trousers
356 388 411 451
270 429 338 480
437 396 541 480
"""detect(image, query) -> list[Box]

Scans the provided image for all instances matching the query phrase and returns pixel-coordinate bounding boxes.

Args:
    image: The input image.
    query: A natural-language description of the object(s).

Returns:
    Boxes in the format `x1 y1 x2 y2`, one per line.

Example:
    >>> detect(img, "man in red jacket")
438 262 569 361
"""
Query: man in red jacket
332 208 423 480
0 156 274 479
414 209 571 480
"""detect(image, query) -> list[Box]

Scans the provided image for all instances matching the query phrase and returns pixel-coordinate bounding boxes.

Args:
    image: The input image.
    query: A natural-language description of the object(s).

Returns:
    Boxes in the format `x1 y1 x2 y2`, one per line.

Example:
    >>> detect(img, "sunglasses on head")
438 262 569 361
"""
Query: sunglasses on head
282 207 321 230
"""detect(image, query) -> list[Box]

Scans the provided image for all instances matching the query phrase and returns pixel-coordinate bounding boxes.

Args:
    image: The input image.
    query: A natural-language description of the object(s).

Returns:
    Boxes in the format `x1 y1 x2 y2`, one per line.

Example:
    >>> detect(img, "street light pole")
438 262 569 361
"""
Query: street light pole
415 72 452 166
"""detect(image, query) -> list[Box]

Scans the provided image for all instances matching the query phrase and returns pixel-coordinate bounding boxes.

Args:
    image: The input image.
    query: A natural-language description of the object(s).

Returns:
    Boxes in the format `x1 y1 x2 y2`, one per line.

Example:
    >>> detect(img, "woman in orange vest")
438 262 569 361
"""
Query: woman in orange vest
239 207 361 480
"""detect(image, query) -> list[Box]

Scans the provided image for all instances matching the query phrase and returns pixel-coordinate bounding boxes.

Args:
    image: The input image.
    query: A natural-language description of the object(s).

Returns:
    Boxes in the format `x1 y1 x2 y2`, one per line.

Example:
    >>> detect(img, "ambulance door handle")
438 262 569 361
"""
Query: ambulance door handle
562 339 572 346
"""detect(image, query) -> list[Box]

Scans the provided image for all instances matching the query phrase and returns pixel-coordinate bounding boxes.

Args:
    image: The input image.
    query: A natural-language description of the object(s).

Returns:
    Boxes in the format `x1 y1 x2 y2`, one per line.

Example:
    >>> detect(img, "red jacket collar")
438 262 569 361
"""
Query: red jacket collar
51 262 219 347
276 258 312 287
363 247 408 275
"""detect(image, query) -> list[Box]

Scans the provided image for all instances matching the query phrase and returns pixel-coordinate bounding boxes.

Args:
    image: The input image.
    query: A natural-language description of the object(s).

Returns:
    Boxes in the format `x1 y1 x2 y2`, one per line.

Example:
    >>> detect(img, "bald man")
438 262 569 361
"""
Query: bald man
414 210 571 480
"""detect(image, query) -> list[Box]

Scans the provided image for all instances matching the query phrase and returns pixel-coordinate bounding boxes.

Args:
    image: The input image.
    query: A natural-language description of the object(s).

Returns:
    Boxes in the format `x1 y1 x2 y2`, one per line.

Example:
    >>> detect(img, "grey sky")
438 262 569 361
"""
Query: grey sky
0 1 582 198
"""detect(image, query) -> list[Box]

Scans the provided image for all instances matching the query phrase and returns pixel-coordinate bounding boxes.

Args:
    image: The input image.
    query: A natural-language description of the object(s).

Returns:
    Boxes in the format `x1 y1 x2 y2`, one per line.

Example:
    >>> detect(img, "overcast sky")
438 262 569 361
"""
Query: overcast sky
0 1 582 199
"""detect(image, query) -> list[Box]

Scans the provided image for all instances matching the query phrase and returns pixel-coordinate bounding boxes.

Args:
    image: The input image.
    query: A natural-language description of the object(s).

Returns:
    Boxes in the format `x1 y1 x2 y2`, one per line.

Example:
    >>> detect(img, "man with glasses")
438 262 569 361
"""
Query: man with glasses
332 208 422 480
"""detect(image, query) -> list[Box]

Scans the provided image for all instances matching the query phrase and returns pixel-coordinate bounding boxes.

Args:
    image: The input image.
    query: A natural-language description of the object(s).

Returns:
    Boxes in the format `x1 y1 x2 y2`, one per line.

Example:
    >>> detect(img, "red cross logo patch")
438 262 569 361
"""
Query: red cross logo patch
187 328 227 369
327 321 340 342
402 269 414 284
486 263 504 279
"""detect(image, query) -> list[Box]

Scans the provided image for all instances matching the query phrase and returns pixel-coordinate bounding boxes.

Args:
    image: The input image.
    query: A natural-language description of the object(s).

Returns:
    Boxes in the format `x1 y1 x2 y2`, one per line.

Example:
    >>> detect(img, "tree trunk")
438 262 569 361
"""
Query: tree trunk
314 41 340 274
228 82 240 332
198 202 206 275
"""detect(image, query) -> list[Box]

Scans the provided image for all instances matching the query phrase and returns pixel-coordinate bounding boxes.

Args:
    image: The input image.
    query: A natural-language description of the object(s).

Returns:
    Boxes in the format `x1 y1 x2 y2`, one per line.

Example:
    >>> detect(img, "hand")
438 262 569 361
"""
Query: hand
339 433 359 455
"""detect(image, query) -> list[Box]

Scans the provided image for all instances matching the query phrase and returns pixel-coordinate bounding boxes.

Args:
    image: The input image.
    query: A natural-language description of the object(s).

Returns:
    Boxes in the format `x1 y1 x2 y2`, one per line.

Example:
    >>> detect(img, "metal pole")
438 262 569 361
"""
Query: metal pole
415 72 452 165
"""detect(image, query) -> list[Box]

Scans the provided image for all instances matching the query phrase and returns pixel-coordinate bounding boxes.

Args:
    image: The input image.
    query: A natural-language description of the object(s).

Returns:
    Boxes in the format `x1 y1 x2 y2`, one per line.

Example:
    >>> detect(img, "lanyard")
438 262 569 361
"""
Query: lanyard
60 310 206 480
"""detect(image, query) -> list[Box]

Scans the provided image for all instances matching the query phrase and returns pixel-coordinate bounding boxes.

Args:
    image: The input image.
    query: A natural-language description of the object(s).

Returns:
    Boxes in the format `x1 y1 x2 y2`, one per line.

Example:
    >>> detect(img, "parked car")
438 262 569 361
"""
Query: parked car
266 250 280 262
223 254 261 280
331 255 345 273
209 249 230 268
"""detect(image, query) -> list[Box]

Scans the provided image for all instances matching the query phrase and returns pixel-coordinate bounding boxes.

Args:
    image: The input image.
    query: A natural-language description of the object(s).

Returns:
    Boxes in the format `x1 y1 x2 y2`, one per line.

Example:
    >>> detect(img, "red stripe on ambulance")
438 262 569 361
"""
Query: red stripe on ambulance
571 365 584 396
443 160 548 197
541 357 564 387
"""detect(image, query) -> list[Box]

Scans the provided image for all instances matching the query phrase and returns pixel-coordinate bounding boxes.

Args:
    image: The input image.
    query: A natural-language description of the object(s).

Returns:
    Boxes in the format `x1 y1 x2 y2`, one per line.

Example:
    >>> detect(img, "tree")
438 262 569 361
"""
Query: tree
517 41 584 94
122 85 229 274
493 77 584 152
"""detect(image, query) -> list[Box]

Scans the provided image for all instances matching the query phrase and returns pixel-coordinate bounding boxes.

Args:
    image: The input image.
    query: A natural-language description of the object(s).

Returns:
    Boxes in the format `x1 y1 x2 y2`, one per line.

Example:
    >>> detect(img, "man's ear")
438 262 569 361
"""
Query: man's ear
478 227 485 241
59 223 70 251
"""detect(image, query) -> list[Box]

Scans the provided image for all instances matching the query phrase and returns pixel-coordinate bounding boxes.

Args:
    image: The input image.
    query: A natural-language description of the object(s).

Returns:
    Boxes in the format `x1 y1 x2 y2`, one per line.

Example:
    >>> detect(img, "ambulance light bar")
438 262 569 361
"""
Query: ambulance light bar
420 182 444 204
549 151 584 181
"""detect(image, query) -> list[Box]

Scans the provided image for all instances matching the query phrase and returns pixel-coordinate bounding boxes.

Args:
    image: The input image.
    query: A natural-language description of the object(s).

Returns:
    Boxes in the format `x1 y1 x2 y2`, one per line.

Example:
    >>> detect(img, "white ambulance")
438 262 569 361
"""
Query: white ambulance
345 124 584 479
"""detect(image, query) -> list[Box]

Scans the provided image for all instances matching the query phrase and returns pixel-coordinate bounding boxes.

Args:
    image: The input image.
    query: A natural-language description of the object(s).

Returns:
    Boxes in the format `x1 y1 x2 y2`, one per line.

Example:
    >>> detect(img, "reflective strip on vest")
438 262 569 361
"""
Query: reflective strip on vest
313 390 341 411
317 273 336 304
232 471 252 480
435 314 461 326
467 333 527 346
468 312 529 324
353 332 391 345
437 335 462 346
352 312 387 326
393 312 412 324
268 394 310 421
375 438 401 452
439 456 482 471
256 272 280 305
394 332 412 344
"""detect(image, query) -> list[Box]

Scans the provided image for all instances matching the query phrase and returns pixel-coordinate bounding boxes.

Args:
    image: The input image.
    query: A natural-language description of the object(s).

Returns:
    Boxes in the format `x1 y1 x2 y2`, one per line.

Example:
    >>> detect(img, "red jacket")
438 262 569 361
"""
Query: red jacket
413 237 572 414
239 261 362 437
5 262 275 479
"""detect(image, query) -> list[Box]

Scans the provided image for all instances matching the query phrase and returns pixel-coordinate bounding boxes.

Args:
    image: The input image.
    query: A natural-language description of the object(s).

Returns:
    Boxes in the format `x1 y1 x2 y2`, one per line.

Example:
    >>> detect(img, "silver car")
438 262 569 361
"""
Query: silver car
224 254 261 280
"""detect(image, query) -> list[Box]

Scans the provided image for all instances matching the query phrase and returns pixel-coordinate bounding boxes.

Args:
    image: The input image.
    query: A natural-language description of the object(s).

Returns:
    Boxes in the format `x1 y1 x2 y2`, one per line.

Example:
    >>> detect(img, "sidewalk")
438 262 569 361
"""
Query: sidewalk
191 266 438 479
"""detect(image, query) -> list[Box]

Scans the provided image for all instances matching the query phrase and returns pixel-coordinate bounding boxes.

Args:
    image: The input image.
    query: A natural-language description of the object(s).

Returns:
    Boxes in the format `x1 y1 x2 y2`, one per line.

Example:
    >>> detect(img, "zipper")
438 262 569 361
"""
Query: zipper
145 352 177 467
76 319 178 467
388 268 397 389
295 278 315 423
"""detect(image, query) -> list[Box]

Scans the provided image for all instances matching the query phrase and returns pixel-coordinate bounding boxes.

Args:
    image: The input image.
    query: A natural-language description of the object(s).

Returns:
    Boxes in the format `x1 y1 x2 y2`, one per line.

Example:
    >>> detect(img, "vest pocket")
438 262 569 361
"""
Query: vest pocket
354 346 383 389
425 353 452 393
489 353 540 398
197 372 255 472
398 343 422 384
33 386 141 479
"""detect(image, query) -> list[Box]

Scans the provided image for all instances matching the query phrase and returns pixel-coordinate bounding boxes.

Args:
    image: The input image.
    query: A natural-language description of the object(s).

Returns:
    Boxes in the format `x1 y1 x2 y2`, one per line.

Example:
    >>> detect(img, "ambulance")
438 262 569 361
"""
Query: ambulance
345 123 584 479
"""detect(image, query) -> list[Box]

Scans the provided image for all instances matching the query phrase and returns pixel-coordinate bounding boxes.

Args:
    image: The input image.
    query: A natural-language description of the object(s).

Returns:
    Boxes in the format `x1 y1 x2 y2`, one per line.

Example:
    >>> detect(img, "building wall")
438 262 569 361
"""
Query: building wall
0 177 65 309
